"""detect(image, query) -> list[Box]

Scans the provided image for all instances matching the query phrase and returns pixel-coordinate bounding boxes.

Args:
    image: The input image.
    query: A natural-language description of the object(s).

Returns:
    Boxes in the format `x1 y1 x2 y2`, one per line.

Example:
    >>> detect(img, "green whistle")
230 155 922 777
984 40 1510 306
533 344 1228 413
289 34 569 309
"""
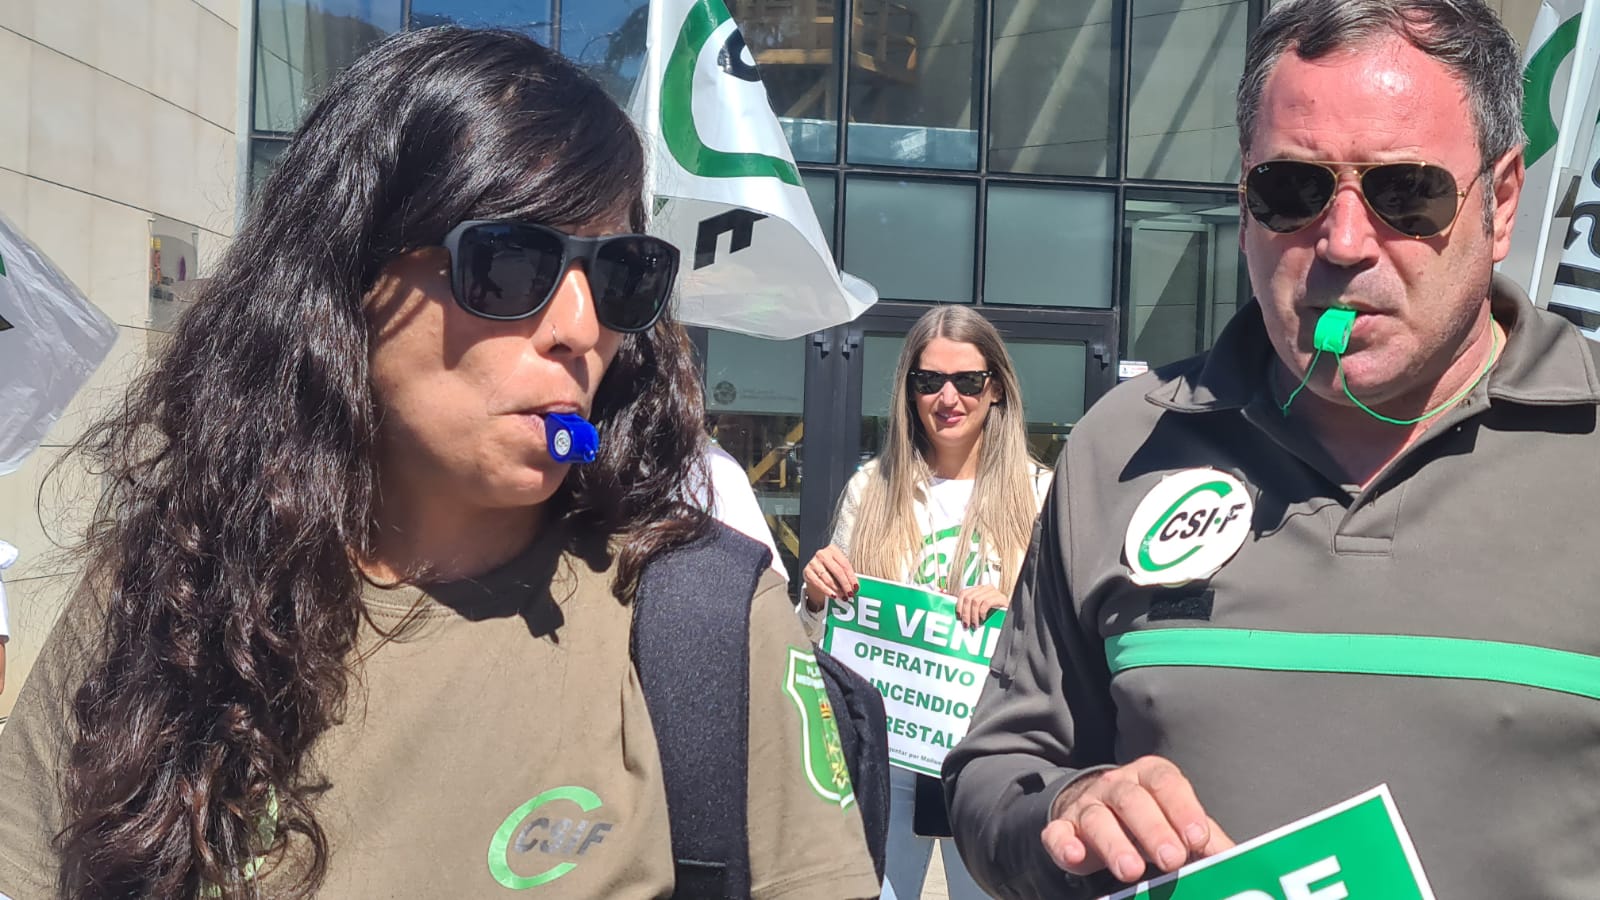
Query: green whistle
1313 307 1357 354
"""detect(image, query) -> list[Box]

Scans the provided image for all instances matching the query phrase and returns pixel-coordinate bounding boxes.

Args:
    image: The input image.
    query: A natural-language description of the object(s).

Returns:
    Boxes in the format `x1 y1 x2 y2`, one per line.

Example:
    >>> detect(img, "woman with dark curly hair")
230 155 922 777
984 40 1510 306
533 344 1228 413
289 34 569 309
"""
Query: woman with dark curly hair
0 27 878 900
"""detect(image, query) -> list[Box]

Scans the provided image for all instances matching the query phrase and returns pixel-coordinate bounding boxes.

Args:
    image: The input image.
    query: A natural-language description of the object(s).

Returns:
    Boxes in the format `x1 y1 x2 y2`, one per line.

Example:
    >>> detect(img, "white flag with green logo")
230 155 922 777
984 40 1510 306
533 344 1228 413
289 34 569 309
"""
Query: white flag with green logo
629 0 876 340
0 213 118 475
1550 114 1600 328
1503 0 1600 305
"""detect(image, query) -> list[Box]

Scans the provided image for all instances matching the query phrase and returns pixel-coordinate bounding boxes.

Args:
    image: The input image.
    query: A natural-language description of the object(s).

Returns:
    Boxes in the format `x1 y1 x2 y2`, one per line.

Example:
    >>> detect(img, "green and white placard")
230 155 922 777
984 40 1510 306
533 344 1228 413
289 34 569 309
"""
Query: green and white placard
822 575 1005 775
1100 785 1435 900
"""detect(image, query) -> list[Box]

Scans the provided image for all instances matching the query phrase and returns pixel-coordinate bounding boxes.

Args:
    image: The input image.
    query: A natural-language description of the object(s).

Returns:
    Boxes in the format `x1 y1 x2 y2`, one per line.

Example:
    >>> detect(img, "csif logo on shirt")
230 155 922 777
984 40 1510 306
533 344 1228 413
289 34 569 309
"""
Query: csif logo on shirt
487 786 618 889
1123 468 1253 587
912 525 994 592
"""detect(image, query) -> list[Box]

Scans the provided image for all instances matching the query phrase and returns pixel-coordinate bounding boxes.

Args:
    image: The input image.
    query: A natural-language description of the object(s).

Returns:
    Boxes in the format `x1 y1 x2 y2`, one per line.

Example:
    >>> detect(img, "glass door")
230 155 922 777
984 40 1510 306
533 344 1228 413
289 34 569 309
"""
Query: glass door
701 331 809 583
1122 192 1249 368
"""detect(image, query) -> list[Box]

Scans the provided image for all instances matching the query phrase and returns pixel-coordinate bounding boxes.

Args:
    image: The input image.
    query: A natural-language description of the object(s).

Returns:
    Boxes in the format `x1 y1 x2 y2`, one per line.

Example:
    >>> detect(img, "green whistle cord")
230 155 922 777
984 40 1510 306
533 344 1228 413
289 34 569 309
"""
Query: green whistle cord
1279 320 1500 426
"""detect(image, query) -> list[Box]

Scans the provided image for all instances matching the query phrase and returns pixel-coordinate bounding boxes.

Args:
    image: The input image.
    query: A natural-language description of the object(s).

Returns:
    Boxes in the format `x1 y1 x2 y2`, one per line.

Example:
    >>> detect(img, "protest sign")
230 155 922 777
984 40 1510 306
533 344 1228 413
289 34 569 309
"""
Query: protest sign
1100 785 1435 900
822 575 1004 775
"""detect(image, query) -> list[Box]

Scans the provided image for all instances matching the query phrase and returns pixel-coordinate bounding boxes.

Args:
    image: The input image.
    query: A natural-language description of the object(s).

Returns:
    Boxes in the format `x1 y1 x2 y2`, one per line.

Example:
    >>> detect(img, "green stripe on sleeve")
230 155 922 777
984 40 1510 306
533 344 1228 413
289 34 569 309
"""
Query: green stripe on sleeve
1106 628 1600 702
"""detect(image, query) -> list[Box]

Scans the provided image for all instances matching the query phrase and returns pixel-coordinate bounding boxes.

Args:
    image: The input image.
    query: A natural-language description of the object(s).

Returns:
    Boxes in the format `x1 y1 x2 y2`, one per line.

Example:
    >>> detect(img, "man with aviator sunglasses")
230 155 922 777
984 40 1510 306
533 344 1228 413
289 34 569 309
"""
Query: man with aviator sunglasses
945 2 1600 899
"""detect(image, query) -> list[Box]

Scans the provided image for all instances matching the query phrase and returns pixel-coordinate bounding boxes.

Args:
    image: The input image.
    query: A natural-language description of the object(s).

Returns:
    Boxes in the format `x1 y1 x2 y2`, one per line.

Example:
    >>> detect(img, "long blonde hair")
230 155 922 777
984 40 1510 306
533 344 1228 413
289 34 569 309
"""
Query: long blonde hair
847 306 1040 594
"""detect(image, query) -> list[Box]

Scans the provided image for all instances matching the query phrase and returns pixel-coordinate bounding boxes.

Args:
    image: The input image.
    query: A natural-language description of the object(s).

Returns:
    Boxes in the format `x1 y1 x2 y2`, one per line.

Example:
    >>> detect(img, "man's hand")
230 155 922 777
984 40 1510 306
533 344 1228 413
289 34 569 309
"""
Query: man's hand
1040 756 1233 883
801 545 857 612
955 584 1008 629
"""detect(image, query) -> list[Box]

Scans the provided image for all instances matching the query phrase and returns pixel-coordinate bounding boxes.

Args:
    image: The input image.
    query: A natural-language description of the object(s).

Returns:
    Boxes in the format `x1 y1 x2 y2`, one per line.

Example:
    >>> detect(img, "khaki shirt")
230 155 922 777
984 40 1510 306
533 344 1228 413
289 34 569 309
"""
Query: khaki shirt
0 525 879 899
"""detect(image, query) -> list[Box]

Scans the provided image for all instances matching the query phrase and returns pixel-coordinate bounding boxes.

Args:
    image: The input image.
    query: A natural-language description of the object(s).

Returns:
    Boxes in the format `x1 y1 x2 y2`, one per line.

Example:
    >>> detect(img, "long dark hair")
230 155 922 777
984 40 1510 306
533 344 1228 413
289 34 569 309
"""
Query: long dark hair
55 27 706 898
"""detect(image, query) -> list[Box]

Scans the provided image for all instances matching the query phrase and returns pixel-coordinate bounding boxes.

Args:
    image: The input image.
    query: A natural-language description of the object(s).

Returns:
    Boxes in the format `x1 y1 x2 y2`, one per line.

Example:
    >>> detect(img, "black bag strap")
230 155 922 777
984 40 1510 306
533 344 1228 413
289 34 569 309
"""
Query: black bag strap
632 521 772 900
814 647 891 880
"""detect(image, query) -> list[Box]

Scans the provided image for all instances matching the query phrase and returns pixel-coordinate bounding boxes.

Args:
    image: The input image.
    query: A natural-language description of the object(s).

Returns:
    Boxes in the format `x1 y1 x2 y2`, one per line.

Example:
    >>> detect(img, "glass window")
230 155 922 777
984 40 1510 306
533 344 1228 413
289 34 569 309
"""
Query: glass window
558 0 649 103
1123 191 1247 369
703 331 806 580
253 0 403 134
410 0 553 42
844 177 975 302
984 185 1114 308
858 331 903 467
846 0 979 170
801 171 837 255
730 0 841 163
1010 339 1086 463
249 139 289 196
988 0 1118 178
1127 0 1248 183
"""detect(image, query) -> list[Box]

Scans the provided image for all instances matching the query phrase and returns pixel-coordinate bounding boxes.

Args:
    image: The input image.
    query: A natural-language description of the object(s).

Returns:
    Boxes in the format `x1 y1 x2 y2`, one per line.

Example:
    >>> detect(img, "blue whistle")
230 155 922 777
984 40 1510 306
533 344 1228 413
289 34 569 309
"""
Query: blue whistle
546 412 599 464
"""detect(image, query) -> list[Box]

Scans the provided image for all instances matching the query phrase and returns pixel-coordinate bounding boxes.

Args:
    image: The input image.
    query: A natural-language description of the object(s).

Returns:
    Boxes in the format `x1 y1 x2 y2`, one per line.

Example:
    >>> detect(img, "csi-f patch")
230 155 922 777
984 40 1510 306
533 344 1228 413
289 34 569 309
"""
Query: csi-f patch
1124 468 1252 587
782 647 856 809
487 786 617 890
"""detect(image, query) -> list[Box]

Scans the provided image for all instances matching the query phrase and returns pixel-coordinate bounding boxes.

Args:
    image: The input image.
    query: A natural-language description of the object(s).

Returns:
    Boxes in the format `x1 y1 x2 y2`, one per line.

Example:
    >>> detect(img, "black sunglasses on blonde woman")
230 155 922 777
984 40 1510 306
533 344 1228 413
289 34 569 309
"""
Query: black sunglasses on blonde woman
908 370 993 397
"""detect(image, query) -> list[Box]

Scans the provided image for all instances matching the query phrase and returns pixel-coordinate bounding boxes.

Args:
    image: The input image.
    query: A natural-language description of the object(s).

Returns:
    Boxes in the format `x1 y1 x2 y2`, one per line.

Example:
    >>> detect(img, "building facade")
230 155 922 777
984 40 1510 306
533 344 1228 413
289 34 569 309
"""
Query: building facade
0 0 242 718
0 0 1542 716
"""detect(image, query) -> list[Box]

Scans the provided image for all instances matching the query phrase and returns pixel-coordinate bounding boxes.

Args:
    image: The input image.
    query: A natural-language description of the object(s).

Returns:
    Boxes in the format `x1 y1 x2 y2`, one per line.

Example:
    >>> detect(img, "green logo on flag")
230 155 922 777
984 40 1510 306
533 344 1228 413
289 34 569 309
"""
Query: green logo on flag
660 0 802 186
782 647 855 807
1522 14 1584 169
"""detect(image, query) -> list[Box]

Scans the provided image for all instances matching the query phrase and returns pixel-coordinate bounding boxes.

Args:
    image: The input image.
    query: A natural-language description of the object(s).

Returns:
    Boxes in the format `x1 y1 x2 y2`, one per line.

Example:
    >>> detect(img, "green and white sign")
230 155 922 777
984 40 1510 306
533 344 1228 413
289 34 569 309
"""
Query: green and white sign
822 575 1005 776
1100 785 1436 900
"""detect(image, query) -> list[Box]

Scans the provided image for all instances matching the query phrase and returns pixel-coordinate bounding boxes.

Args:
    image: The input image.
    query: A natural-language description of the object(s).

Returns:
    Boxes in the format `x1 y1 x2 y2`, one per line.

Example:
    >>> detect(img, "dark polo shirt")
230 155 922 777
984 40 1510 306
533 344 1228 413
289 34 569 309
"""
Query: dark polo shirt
946 275 1600 900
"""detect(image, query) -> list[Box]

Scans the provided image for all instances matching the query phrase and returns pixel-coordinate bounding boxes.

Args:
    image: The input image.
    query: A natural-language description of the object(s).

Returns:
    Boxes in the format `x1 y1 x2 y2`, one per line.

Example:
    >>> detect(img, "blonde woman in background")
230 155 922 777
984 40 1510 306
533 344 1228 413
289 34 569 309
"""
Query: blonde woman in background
801 305 1050 900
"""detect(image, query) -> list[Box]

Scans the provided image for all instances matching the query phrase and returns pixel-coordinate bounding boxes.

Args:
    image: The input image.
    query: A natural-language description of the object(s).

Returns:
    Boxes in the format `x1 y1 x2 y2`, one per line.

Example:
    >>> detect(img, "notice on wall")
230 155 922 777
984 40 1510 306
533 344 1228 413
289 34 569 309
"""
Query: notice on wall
1099 785 1435 900
822 575 1005 775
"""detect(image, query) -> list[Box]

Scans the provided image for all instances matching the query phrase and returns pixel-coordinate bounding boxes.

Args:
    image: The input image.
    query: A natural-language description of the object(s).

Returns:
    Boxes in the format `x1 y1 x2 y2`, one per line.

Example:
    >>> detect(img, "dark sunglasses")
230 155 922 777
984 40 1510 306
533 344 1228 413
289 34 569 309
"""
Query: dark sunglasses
908 369 992 396
1240 160 1481 239
441 220 679 333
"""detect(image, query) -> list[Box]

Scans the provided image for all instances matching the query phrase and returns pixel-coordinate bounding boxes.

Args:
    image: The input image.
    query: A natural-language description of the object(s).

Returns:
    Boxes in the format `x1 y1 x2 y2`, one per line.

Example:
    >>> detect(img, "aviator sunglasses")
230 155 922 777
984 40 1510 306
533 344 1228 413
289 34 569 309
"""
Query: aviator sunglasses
908 369 993 397
1240 160 1483 239
441 220 679 333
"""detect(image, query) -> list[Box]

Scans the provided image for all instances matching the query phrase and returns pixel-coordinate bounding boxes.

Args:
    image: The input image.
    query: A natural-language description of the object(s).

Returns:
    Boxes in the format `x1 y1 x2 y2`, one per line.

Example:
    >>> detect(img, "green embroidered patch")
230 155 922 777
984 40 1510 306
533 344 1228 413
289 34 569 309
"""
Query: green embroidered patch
782 647 855 808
